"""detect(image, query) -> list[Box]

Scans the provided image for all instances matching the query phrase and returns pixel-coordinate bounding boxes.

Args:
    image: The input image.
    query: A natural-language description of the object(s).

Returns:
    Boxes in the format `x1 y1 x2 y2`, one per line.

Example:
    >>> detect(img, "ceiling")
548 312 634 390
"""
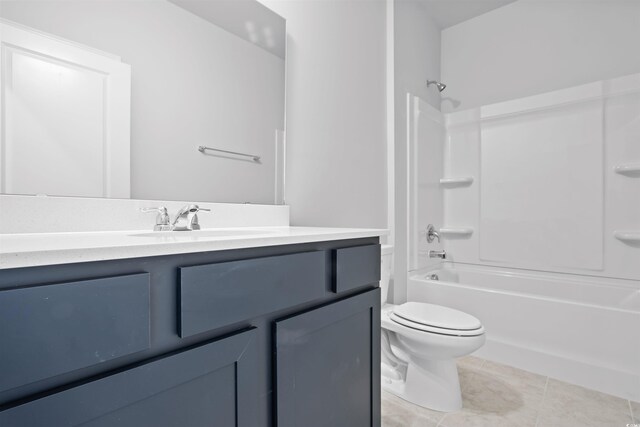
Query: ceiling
169 0 286 59
416 0 518 29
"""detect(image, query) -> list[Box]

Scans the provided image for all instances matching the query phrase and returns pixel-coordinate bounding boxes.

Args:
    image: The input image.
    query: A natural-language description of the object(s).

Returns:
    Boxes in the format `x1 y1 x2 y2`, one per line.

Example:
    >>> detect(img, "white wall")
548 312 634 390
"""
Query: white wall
260 0 388 229
392 0 441 303
441 0 640 112
1 0 284 204
395 1 442 111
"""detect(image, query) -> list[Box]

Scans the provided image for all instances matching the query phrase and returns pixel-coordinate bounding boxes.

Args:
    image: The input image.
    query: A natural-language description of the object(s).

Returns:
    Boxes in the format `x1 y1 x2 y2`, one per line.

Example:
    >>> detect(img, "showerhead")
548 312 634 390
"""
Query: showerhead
427 80 446 92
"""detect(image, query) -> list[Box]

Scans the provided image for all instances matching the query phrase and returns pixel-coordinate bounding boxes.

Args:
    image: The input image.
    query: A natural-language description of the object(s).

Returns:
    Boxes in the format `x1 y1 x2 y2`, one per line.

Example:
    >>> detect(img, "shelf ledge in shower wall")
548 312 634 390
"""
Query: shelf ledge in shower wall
614 163 640 176
439 177 474 186
440 227 474 237
614 231 640 243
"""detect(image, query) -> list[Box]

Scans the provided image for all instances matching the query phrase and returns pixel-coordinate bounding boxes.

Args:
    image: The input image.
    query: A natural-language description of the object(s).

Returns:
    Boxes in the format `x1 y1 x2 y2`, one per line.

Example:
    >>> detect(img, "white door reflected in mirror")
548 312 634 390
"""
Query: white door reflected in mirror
0 21 131 198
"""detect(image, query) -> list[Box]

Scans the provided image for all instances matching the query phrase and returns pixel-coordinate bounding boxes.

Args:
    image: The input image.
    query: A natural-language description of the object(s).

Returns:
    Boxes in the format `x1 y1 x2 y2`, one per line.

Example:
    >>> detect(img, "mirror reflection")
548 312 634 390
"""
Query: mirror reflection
0 0 286 204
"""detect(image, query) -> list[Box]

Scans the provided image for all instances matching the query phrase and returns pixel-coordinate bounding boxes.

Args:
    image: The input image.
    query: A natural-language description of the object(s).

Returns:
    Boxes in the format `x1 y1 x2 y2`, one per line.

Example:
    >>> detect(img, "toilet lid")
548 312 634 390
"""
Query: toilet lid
392 302 483 331
389 313 484 336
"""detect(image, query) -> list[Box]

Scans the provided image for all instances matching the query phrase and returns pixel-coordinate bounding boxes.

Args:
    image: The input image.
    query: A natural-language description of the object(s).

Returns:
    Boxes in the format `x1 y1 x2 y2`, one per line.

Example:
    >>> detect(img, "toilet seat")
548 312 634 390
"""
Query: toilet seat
390 302 484 337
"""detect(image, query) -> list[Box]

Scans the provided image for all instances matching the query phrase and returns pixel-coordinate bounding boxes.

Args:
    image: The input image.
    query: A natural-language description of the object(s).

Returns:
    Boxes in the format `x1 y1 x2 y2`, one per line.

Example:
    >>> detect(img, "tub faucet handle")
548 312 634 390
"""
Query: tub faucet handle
426 224 440 243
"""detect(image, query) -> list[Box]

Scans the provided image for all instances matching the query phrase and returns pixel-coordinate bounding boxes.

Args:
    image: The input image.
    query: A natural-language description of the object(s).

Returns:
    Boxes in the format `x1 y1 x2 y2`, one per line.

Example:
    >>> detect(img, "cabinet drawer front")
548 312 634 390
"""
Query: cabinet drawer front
333 244 381 293
0 273 150 394
180 251 326 338
0 328 259 427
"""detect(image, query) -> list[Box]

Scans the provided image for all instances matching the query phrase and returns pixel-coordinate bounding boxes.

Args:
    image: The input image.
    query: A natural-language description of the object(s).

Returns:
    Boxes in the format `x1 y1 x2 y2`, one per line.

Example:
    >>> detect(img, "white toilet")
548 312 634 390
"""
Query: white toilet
380 245 485 412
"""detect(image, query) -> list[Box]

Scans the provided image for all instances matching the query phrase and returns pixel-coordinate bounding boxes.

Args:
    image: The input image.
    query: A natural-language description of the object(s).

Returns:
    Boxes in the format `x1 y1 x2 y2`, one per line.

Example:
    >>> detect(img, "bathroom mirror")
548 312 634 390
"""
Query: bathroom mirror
0 0 286 205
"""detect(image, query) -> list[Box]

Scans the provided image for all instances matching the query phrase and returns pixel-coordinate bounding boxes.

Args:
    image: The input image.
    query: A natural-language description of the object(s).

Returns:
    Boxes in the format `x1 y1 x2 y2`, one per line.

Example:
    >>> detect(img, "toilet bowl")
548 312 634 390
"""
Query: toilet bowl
379 245 485 412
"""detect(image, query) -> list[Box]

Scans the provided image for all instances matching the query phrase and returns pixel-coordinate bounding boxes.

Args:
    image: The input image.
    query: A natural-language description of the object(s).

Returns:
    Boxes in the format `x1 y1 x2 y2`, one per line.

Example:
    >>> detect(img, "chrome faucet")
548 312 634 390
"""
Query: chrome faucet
428 250 446 259
426 224 440 243
141 206 172 231
171 204 211 231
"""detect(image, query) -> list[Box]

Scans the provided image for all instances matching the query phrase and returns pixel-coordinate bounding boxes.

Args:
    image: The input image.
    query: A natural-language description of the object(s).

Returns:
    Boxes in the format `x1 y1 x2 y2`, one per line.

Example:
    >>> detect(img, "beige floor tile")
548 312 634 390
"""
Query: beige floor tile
480 360 547 409
536 379 633 427
481 360 547 389
441 408 539 427
630 400 640 422
384 360 633 427
440 369 541 427
458 364 481 393
382 391 442 426
457 355 485 370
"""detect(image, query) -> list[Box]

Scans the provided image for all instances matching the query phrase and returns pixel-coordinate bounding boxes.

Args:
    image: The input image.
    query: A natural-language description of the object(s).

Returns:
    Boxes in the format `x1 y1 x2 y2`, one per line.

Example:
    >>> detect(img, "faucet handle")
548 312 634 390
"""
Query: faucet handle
188 205 211 231
141 206 171 231
193 206 211 213
178 204 211 214
172 205 212 231
425 224 441 243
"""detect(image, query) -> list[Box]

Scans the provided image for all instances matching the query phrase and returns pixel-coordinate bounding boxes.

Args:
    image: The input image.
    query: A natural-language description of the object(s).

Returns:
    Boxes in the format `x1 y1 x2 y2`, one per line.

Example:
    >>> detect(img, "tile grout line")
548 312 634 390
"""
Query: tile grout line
436 412 448 427
534 376 550 427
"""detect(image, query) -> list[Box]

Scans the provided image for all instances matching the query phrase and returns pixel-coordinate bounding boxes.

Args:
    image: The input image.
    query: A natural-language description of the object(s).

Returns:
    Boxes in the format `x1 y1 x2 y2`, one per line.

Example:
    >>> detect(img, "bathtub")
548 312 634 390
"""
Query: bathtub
408 263 640 401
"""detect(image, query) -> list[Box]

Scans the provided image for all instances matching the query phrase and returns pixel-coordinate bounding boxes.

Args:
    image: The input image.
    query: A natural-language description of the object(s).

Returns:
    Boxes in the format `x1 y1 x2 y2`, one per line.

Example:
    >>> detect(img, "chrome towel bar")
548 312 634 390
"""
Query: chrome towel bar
197 145 261 162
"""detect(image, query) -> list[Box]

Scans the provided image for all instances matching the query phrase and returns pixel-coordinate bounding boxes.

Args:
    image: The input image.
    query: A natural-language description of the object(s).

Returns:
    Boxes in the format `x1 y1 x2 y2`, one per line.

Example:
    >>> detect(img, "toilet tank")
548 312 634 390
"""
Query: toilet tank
380 245 393 304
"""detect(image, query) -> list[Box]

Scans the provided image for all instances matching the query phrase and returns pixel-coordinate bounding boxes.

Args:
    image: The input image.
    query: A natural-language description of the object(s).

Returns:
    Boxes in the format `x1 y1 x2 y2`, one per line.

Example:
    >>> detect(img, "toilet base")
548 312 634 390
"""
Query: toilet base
382 358 462 412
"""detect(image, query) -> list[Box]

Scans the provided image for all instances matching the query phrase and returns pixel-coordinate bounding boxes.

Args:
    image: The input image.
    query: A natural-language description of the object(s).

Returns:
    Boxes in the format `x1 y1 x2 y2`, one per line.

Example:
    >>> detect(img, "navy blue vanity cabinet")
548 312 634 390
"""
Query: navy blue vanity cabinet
0 238 381 427
0 328 259 427
276 288 381 427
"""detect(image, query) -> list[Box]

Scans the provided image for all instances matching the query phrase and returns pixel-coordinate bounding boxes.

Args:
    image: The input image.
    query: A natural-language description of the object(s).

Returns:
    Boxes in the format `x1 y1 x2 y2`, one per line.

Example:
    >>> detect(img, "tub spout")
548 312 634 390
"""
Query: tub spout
429 250 446 259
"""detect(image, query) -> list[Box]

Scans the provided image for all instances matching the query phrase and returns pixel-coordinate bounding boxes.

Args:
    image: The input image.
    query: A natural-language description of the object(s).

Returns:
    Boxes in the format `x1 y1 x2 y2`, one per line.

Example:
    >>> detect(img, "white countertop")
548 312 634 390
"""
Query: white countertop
0 227 387 269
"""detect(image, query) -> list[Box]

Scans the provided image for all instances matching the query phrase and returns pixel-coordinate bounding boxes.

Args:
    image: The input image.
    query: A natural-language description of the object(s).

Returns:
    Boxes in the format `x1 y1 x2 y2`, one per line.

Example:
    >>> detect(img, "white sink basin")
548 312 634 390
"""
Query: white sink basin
129 229 274 238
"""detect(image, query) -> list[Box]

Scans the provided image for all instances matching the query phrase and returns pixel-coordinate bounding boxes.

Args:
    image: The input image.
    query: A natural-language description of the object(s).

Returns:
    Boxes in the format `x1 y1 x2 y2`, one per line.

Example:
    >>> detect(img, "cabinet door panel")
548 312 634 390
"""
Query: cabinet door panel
0 328 258 427
275 289 381 427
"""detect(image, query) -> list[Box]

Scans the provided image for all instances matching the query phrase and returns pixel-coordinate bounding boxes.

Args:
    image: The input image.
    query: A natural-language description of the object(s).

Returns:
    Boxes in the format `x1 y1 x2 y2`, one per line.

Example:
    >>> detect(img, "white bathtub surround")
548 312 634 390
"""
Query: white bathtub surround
403 73 640 402
0 226 386 269
408 263 640 402
0 194 289 234
406 73 640 402
407 96 446 273
438 72 640 281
